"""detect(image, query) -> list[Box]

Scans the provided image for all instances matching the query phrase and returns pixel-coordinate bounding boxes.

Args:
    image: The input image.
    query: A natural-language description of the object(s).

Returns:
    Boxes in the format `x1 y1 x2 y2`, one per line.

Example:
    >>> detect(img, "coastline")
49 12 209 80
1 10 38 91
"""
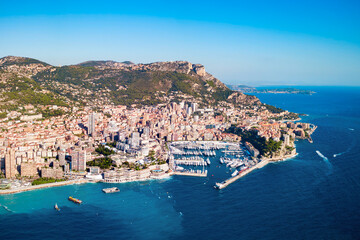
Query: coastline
1 143 301 195
0 173 174 195
0 179 90 195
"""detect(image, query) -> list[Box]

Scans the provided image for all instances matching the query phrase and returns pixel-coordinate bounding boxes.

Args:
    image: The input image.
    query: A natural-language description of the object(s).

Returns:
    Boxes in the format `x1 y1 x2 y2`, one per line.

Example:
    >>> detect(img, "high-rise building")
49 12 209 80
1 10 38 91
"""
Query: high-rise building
283 134 290 146
71 150 87 171
5 148 17 178
186 107 192 115
191 102 198 113
88 113 96 136
58 151 66 166
130 132 140 148
20 162 38 177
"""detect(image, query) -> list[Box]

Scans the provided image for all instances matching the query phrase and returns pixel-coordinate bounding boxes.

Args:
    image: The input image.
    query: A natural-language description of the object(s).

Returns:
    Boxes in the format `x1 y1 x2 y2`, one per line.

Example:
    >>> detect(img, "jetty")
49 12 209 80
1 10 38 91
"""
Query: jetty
215 160 269 189
174 160 207 166
173 170 207 177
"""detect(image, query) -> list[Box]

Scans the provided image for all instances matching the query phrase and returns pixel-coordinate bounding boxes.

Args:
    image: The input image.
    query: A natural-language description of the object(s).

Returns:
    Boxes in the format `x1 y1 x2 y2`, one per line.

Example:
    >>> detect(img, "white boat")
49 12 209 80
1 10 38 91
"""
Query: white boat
231 170 239 177
214 182 225 189
206 158 211 165
54 203 60 211
102 187 120 193
176 166 184 171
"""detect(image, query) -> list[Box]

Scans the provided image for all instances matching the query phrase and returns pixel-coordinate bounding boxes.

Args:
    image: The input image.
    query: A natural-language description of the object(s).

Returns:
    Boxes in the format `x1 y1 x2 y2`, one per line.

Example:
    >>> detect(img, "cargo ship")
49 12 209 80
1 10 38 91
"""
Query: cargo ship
68 196 82 204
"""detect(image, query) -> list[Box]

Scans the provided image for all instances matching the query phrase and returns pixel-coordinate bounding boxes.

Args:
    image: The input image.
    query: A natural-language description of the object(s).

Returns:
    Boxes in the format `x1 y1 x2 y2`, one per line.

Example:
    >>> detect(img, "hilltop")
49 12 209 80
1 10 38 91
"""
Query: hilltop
0 56 260 111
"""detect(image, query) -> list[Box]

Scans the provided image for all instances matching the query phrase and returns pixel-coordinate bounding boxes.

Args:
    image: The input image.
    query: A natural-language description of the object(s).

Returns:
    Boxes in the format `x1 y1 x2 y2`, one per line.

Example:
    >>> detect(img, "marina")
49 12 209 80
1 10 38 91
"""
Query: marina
169 141 257 187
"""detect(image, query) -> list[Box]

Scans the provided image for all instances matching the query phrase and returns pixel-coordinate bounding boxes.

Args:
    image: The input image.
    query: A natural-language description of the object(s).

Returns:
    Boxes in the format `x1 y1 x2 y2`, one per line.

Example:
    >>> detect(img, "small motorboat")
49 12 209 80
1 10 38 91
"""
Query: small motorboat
54 203 60 211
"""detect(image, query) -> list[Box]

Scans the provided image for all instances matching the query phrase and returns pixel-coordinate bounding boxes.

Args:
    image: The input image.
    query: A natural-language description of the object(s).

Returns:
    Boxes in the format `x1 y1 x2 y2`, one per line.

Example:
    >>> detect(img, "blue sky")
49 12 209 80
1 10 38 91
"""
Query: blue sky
0 0 359 86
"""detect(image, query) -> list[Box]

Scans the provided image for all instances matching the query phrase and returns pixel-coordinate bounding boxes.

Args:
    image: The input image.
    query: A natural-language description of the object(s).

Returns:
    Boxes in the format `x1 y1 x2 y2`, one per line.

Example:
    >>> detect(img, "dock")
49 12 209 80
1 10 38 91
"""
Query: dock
173 170 207 177
174 160 207 166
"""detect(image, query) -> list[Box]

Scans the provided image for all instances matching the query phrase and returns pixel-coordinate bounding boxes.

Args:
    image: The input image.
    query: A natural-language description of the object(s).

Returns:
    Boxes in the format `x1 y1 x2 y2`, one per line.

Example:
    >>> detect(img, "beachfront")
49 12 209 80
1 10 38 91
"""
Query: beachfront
0 140 302 195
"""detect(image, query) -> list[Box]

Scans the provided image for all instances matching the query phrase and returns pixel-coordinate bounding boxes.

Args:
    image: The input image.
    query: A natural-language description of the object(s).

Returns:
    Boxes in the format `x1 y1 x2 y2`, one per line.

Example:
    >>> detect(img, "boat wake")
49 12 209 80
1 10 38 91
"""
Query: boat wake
333 151 346 158
333 152 346 157
316 150 329 162
316 150 333 171
0 204 13 212
333 138 356 158
349 128 355 131
316 150 328 161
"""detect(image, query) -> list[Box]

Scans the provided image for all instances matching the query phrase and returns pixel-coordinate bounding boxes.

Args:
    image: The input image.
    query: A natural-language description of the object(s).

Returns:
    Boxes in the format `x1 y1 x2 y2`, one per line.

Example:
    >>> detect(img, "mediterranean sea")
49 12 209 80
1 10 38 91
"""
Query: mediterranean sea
1 86 360 240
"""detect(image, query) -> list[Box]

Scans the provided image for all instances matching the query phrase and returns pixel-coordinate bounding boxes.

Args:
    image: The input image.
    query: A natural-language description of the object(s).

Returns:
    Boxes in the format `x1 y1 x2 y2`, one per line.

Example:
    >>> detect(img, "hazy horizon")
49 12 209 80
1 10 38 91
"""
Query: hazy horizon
1 0 359 86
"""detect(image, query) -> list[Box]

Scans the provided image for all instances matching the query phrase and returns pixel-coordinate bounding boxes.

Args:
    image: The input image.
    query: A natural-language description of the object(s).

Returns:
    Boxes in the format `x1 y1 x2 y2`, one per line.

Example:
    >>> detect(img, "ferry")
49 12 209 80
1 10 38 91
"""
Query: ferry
54 203 60 211
102 187 120 194
68 196 82 204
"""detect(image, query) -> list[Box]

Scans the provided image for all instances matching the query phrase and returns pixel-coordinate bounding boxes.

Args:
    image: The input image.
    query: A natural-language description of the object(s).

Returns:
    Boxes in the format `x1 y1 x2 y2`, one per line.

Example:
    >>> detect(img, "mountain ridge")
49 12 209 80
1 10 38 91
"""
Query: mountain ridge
0 56 260 112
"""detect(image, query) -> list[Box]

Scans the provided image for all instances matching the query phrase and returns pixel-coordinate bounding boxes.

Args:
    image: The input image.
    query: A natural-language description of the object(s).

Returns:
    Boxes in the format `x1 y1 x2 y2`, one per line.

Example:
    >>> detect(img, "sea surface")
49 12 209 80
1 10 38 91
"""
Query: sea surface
1 86 360 240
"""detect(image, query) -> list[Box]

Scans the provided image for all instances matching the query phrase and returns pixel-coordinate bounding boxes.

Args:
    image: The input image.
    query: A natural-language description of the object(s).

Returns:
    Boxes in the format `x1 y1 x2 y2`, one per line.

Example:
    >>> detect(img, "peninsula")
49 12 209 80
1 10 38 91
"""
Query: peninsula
227 85 316 95
0 56 316 193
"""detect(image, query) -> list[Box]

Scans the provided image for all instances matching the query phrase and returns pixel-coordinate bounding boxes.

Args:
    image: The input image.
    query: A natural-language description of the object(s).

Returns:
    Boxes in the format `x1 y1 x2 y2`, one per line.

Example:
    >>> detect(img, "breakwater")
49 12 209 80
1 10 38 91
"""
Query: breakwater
215 160 269 189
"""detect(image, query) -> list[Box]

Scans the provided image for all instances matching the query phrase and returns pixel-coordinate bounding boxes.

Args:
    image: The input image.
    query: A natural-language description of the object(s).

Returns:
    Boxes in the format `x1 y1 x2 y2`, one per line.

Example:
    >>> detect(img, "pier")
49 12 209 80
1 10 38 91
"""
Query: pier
174 160 207 166
173 170 208 177
215 160 269 189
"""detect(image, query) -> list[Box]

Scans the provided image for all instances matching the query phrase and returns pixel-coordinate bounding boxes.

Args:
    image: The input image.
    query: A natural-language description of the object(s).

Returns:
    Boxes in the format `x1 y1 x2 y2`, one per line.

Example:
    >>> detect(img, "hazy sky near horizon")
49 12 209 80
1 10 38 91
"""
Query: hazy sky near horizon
1 0 360 86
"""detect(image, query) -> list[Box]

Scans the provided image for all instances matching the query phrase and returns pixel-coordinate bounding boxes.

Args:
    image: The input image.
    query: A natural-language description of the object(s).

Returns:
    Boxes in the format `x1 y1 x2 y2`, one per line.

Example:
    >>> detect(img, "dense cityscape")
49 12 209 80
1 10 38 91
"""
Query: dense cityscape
0 96 315 192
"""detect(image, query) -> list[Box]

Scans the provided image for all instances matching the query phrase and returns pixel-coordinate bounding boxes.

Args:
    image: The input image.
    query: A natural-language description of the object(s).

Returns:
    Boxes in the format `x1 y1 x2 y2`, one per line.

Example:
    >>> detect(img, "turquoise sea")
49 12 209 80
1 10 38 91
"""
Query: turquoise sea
1 86 360 240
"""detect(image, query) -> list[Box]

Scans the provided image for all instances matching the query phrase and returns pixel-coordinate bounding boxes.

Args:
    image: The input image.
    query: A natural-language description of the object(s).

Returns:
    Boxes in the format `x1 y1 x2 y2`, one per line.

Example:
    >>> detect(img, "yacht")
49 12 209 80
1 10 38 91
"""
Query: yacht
231 170 239 177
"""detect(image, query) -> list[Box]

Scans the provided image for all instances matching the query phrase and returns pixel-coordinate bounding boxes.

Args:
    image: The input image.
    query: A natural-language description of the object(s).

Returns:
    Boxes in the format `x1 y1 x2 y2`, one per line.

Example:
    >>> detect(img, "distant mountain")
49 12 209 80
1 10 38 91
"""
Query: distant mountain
0 56 260 111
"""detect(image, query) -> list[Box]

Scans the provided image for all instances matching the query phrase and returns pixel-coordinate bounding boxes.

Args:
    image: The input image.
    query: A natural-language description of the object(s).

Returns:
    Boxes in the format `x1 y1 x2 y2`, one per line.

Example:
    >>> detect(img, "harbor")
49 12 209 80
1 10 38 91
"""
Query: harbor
168 141 260 187
168 141 299 190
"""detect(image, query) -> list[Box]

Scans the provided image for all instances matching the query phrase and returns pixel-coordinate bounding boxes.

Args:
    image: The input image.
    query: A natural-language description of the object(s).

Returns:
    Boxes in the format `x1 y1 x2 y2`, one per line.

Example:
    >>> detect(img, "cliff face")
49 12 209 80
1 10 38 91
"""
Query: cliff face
0 56 260 107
